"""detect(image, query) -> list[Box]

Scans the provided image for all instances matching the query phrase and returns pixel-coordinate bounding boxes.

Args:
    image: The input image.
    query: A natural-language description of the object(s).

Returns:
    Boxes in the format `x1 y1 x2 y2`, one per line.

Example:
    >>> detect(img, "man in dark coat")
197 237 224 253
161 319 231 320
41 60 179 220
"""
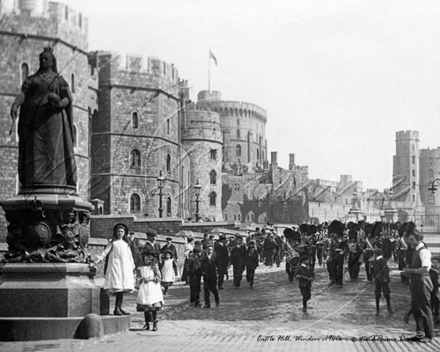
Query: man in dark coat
143 228 161 263
215 236 229 290
185 248 203 307
403 231 434 343
201 244 220 308
160 237 178 261
263 233 277 267
372 248 393 316
230 235 247 288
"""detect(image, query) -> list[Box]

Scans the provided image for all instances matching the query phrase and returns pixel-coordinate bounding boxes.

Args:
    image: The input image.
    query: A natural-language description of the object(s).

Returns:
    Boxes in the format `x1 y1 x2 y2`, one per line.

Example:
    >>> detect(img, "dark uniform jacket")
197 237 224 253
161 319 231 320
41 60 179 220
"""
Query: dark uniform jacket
295 264 315 287
201 252 218 281
245 250 259 270
230 245 247 266
215 243 230 269
373 256 390 282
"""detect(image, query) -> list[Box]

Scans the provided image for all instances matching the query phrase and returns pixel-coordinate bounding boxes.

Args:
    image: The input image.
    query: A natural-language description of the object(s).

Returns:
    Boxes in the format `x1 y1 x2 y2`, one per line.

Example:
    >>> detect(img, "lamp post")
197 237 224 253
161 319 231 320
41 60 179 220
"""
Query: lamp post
194 179 201 222
428 179 440 194
157 170 165 218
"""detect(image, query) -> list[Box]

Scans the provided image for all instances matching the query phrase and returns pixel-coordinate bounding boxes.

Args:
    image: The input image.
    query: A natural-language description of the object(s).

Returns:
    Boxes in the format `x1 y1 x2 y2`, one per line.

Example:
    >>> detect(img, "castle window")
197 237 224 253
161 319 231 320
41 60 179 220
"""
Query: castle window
412 156 415 164
167 119 170 134
130 149 141 168
234 214 236 221
73 124 78 148
239 109 243 117
163 63 166 75
429 169 434 178
71 74 75 93
21 63 29 84
130 193 141 213
236 145 241 157
413 181 416 189
229 108 233 116
132 112 139 129
237 119 240 126
166 154 171 172
225 108 228 116
210 170 217 185
209 192 217 206
429 195 434 204
237 214 241 221
210 149 217 160
224 214 228 221
167 197 172 216
65 6 69 20
257 148 260 161
234 108 238 116
237 129 240 138
412 169 415 177
78 13 82 28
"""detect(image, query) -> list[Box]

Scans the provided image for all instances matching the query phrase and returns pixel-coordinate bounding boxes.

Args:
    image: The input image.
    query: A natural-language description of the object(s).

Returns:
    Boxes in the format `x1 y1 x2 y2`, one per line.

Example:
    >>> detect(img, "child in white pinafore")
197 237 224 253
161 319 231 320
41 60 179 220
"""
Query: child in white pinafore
160 250 178 294
137 251 164 331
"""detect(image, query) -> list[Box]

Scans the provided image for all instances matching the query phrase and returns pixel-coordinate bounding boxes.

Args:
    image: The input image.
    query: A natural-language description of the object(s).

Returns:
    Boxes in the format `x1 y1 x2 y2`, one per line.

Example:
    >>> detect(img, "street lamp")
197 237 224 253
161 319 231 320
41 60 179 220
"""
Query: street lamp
194 179 201 222
157 171 165 218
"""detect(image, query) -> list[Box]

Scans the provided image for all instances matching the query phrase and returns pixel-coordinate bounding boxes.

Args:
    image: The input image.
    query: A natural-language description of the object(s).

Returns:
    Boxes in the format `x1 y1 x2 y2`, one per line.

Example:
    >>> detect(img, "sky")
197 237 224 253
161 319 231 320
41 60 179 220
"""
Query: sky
61 0 440 191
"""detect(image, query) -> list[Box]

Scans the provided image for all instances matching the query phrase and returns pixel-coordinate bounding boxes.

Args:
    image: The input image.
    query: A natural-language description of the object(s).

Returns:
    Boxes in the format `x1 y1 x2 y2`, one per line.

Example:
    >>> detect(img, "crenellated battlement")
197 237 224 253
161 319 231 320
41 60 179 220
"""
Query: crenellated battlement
0 1 88 50
396 130 419 141
95 51 180 92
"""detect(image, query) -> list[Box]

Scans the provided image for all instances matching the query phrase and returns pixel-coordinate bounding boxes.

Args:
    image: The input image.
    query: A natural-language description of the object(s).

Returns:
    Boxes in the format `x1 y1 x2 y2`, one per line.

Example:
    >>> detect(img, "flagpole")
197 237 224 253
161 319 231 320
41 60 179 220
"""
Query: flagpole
208 49 211 92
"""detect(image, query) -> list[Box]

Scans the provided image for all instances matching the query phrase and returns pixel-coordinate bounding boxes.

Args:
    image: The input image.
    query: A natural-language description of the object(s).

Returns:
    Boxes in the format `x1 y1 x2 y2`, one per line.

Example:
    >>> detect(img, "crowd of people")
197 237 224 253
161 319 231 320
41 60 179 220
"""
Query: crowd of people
90 219 438 343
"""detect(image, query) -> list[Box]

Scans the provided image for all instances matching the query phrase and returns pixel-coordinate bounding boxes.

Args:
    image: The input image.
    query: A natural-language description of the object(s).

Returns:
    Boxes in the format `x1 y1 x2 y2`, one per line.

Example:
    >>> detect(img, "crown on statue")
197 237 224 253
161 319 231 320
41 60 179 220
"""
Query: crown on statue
43 47 54 53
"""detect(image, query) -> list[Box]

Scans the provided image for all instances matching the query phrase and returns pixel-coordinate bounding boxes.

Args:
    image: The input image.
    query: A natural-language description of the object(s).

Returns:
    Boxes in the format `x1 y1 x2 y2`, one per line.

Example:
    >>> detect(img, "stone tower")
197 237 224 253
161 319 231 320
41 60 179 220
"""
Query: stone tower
392 131 423 217
182 107 223 221
196 91 268 174
89 51 190 217
0 0 91 239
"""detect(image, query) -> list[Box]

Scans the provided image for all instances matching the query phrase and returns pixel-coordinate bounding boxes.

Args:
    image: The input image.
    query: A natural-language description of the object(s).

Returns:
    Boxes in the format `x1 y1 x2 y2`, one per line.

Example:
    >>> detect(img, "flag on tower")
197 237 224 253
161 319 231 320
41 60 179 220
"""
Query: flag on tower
209 49 217 66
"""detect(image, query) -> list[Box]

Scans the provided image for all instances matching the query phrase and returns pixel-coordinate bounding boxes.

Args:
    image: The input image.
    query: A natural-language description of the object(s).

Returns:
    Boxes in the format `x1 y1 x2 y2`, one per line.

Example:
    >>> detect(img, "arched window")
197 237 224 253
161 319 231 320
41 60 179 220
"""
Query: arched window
412 169 415 177
130 149 141 168
237 129 240 138
237 119 240 126
130 193 141 213
239 109 243 117
132 112 139 129
236 145 241 157
167 119 170 134
73 124 78 148
21 63 29 84
210 170 217 185
209 192 216 206
166 154 171 172
71 73 75 93
167 196 172 216
234 108 238 116
225 108 229 116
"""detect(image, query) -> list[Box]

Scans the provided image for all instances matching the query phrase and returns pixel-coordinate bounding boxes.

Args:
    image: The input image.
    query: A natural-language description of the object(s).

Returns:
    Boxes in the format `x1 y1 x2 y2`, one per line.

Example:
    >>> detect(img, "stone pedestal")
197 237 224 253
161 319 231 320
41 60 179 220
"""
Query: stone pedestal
0 263 130 341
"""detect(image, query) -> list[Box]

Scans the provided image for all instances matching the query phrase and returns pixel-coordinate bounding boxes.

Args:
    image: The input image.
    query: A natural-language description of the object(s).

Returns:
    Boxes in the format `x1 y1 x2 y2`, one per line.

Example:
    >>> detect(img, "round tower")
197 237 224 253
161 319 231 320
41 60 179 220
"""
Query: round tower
182 108 223 221
196 91 268 174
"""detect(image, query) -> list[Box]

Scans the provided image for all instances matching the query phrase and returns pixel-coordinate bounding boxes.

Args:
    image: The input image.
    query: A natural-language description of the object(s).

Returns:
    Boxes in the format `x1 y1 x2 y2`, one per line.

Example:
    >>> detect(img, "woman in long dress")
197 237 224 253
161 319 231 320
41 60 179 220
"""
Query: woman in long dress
10 47 77 194
137 250 164 331
89 223 135 315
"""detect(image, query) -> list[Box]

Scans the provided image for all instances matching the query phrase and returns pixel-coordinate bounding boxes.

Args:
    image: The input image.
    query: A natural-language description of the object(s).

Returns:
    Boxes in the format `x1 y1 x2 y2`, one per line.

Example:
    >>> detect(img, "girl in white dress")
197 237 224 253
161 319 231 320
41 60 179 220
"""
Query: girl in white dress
160 250 178 294
137 251 164 331
89 223 135 315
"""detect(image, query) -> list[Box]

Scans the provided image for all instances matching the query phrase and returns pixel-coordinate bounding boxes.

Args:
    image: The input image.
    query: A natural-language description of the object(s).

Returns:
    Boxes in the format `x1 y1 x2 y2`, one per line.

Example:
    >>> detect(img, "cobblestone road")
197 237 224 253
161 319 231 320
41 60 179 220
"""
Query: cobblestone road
2 260 440 352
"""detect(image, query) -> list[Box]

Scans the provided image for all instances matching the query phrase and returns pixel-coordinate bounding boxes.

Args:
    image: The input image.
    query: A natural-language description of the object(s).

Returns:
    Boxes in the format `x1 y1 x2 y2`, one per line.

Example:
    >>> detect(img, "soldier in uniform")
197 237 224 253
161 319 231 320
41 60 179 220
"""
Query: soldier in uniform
328 220 347 287
308 225 318 269
316 224 325 266
348 229 362 280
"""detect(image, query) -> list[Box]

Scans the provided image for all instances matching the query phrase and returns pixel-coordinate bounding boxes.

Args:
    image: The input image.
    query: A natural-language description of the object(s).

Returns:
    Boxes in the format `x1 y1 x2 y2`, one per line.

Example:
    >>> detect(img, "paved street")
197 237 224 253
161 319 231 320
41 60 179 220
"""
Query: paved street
2 260 440 352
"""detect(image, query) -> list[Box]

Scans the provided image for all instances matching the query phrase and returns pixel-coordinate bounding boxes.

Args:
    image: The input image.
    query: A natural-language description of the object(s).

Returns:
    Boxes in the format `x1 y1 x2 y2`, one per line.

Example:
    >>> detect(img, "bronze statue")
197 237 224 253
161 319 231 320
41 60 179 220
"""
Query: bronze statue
10 47 77 194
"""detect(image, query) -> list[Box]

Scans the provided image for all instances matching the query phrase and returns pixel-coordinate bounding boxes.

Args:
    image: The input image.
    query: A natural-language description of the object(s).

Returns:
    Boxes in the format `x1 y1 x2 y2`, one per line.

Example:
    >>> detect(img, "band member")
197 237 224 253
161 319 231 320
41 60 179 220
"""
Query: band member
295 255 315 313
363 224 375 282
328 220 347 287
308 225 318 269
316 224 325 266
347 230 362 280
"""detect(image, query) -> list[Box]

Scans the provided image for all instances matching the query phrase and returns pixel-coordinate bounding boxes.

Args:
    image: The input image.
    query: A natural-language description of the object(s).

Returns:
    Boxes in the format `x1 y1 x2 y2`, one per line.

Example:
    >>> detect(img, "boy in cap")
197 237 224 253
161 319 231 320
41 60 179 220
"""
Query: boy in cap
185 248 203 307
295 255 315 313
201 243 220 308
372 248 393 316
245 242 259 288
